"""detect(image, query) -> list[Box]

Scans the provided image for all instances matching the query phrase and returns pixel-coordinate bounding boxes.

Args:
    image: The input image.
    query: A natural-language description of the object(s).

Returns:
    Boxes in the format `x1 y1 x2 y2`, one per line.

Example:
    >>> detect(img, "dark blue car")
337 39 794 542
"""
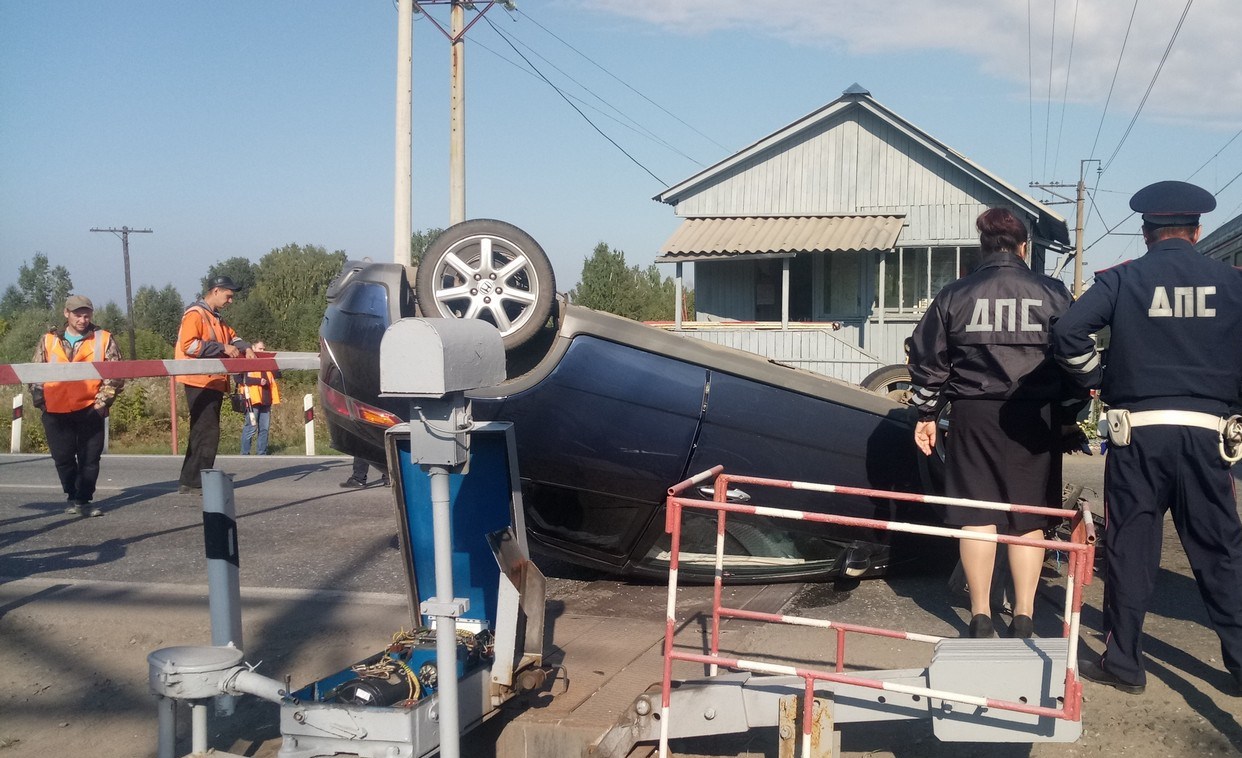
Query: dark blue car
319 221 942 582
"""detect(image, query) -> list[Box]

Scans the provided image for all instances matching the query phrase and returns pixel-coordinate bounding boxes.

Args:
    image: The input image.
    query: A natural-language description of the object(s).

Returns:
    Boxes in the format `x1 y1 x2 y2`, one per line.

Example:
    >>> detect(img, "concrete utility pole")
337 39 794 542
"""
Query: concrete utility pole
394 0 414 264
1028 181 1080 293
449 0 465 225
90 225 152 359
405 1 512 230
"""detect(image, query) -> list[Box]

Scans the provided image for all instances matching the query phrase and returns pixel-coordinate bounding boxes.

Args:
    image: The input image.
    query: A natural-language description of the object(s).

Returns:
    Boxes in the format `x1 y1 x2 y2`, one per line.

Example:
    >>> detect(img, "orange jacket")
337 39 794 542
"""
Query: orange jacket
238 370 281 406
39 329 115 413
176 302 242 392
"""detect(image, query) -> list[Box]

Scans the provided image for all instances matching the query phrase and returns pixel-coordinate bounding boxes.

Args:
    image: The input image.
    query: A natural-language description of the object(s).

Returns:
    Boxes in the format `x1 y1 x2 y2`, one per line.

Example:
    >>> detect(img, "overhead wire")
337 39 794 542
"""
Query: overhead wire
1100 0 1195 176
476 22 705 166
1042 0 1058 179
1188 128 1242 181
1051 0 1080 177
515 7 729 153
479 14 667 186
1089 0 1139 160
1027 0 1036 180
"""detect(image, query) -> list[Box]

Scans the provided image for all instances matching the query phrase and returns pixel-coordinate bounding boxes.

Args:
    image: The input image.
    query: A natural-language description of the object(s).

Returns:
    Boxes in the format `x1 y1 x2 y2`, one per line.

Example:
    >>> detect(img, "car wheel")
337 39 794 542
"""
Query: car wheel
860 364 914 404
415 219 556 350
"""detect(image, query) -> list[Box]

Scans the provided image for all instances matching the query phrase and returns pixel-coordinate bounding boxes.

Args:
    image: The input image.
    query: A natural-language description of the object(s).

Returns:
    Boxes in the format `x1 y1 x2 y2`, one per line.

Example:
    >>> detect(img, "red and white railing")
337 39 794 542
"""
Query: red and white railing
659 466 1095 757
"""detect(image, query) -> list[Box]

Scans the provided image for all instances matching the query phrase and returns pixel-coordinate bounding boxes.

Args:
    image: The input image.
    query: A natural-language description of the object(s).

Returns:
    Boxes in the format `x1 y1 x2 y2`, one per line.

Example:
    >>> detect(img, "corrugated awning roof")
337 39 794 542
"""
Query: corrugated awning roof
656 215 904 263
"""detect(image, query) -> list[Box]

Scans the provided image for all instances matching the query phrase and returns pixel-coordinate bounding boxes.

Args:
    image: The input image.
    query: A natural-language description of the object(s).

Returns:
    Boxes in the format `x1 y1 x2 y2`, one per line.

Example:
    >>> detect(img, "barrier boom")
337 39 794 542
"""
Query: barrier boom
0 353 320 385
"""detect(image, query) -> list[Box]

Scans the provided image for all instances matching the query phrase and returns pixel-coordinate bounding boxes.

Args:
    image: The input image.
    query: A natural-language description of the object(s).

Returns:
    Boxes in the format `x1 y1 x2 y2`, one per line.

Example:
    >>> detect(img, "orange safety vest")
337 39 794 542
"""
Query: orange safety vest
176 303 239 392
42 329 111 413
240 371 281 406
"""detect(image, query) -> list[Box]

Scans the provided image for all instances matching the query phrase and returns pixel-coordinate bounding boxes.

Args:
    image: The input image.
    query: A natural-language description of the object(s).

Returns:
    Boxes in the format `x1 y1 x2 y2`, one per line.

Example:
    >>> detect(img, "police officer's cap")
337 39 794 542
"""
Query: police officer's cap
1129 180 1216 227
207 275 243 292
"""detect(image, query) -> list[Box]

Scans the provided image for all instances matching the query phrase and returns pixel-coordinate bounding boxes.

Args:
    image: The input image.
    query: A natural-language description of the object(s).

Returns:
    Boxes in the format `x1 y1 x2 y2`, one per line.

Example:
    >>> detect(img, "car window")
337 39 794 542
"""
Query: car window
336 282 390 319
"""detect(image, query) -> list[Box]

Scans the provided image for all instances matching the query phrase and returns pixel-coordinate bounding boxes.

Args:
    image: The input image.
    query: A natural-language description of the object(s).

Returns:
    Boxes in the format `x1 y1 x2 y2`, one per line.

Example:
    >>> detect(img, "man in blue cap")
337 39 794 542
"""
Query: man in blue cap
1053 180 1242 696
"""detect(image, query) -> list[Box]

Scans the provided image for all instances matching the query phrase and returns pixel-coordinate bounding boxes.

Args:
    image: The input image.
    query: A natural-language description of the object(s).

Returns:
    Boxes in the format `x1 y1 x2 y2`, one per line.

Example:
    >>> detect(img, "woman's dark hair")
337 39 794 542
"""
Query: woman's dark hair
976 208 1029 255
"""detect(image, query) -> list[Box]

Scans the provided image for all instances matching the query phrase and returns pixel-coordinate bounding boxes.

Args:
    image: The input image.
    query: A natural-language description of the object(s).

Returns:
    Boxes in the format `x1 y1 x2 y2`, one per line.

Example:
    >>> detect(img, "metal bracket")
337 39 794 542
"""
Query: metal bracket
420 598 469 618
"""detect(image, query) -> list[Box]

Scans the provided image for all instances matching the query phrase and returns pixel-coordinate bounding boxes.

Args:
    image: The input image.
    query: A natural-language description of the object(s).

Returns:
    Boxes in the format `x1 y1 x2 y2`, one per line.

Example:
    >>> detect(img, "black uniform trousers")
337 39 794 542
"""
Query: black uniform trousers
1101 425 1242 686
180 386 224 489
41 405 106 504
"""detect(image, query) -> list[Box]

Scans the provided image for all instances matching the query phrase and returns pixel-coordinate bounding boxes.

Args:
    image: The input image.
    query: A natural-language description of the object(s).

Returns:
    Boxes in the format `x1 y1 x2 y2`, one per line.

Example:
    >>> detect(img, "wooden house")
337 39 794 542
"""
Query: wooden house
653 84 1070 386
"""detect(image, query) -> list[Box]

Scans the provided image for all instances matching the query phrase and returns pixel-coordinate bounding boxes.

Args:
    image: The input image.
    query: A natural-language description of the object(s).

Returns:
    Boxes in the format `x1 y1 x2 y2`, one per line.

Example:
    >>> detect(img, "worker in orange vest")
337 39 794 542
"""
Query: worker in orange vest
29 295 124 517
237 341 281 455
176 275 255 494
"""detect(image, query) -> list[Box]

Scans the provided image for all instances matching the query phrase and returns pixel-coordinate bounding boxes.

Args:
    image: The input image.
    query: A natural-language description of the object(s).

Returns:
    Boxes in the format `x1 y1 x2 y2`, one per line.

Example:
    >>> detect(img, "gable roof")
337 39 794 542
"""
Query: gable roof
655 85 1069 246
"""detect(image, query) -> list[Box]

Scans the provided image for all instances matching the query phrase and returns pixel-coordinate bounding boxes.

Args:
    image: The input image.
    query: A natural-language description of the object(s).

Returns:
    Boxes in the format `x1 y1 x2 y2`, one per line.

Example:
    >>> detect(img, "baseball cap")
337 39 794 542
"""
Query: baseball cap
207 275 243 292
65 294 94 312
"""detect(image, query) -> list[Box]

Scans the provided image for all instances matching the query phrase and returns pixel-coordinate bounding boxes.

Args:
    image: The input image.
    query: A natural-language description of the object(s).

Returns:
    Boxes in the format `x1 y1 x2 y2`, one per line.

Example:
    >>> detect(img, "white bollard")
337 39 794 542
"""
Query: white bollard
10 395 22 453
303 393 314 455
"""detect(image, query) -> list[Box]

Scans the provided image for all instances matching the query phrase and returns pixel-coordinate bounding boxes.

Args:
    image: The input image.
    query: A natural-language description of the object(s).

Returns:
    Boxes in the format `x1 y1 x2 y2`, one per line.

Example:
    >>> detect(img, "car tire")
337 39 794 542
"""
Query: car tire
860 364 914 404
416 219 556 350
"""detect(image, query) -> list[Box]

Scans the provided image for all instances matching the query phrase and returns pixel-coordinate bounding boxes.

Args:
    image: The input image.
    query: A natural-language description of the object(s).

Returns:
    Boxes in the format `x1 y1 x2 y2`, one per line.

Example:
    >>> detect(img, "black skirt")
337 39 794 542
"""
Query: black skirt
942 398 1061 534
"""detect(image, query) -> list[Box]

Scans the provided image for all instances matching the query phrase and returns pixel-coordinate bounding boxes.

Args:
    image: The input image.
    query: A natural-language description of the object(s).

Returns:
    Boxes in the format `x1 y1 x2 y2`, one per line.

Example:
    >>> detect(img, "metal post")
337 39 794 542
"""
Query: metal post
781 258 790 330
10 394 21 453
429 465 462 758
394 0 413 264
674 262 684 330
303 393 315 455
169 378 179 455
202 470 242 716
449 0 466 224
190 701 209 754
103 415 110 454
155 694 176 758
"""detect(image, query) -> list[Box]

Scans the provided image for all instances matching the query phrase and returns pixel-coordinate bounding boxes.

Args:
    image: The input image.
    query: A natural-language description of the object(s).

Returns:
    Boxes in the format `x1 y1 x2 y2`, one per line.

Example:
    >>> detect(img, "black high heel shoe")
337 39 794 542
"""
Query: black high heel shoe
1010 615 1034 639
968 613 994 638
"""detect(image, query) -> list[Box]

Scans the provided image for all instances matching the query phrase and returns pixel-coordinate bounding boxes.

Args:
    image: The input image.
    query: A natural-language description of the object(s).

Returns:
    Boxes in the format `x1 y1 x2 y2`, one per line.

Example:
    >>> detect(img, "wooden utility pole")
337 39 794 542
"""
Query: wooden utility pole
90 225 151 359
1032 159 1100 298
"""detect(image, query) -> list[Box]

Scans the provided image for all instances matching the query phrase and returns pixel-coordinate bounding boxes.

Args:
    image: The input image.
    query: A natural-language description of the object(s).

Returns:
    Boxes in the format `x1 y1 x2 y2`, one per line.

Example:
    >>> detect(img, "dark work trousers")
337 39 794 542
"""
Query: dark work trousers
351 457 388 482
1101 425 1242 686
41 405 106 503
180 386 224 489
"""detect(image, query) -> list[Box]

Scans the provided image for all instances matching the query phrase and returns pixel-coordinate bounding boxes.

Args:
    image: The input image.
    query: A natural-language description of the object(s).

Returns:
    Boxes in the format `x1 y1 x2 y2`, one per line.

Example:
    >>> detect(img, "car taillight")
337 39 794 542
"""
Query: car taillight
320 383 401 428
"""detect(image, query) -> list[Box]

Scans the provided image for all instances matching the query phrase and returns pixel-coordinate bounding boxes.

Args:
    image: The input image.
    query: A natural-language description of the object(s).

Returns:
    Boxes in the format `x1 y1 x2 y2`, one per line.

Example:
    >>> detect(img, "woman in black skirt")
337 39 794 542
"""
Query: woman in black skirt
907 208 1074 638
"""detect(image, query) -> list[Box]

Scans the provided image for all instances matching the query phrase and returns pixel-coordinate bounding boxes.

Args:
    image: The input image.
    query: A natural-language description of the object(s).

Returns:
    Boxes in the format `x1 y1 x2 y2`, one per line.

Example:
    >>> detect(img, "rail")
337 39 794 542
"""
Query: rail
659 466 1095 757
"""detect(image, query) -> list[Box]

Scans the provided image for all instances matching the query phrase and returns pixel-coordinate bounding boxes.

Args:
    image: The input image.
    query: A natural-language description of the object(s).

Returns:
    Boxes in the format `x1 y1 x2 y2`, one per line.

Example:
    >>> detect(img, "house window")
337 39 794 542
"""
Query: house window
880 245 982 315
821 252 864 318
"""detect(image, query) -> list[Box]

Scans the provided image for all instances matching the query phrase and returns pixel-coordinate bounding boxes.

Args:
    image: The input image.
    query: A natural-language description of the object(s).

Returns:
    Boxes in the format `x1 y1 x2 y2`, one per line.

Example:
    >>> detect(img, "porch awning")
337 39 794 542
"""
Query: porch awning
656 214 905 263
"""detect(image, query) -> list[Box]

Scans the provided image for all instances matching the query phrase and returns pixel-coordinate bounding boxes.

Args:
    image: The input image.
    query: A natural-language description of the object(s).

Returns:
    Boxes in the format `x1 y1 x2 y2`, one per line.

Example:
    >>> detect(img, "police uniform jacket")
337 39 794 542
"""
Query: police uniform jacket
1052 237 1242 415
908 252 1072 420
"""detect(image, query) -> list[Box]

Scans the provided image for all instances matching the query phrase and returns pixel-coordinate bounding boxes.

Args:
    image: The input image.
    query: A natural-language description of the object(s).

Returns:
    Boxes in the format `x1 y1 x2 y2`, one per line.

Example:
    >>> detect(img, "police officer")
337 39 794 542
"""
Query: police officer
909 207 1076 639
1053 180 1242 695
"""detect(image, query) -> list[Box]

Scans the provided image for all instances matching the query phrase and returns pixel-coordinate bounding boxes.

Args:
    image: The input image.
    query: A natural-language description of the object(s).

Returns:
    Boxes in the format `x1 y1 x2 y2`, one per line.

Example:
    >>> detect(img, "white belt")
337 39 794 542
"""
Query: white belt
1127 410 1224 431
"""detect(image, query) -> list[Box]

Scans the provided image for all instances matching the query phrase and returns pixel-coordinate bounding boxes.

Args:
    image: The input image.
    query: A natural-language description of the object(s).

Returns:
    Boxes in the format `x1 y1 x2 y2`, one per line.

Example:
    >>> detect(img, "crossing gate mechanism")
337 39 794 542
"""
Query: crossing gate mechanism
596 466 1096 758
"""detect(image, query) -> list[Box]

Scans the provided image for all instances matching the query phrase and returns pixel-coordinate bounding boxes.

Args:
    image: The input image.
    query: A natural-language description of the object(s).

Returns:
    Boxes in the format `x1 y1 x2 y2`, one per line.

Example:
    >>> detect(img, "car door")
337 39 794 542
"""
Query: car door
474 335 708 569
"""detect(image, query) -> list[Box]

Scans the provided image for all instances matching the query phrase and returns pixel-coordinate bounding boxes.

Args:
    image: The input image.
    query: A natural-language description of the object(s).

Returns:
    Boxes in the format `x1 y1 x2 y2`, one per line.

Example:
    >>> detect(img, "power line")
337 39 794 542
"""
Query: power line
480 14 666 186
470 33 704 167
1027 0 1036 179
1089 0 1139 160
1101 0 1195 175
1042 0 1058 178
515 7 729 153
1188 128 1242 180
1215 166 1242 197
1051 0 1080 176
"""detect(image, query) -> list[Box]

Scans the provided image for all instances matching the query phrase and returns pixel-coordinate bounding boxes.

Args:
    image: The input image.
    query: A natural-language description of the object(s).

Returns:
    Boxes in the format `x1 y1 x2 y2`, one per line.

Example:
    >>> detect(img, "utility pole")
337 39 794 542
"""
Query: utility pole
90 225 152 359
1028 180 1081 295
407 1 512 230
394 0 413 264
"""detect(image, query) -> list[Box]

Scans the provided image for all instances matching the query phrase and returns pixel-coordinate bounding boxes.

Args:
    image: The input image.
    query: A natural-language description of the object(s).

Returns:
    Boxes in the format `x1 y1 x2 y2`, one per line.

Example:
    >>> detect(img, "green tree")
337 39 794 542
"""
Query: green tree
133 284 185 345
92 302 129 335
0 308 57 364
245 243 346 350
0 253 74 317
410 227 445 266
569 243 684 322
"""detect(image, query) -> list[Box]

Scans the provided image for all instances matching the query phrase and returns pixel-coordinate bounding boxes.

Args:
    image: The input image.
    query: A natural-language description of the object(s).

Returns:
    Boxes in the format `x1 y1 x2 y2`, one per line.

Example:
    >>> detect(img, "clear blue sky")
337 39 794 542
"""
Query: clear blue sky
3 0 1240 312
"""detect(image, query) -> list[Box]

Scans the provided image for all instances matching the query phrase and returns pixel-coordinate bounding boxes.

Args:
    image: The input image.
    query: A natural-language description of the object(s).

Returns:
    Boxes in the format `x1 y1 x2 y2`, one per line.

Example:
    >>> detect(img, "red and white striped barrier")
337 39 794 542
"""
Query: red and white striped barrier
0 353 320 385
658 467 1094 757
2 353 323 455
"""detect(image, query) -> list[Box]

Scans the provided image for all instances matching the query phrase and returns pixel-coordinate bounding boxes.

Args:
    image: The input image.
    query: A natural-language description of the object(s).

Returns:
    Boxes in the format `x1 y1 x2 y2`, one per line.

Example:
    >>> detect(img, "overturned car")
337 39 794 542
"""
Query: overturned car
319 220 944 582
